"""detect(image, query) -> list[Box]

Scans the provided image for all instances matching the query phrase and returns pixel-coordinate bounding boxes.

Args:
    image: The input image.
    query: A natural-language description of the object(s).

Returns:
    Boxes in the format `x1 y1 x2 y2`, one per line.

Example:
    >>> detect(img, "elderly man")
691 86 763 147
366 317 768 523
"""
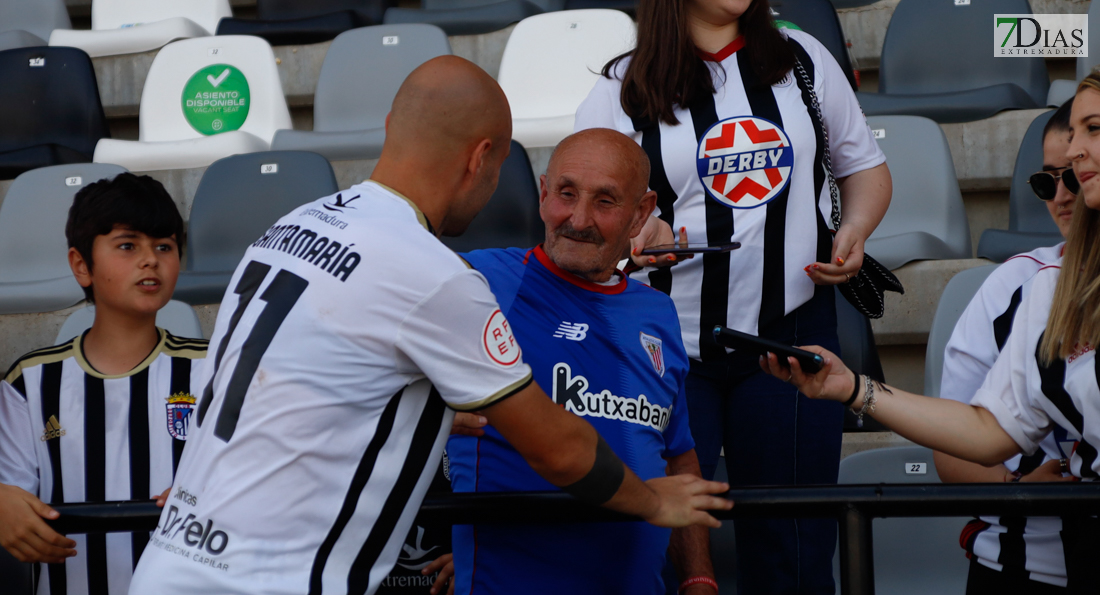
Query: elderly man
426 129 717 595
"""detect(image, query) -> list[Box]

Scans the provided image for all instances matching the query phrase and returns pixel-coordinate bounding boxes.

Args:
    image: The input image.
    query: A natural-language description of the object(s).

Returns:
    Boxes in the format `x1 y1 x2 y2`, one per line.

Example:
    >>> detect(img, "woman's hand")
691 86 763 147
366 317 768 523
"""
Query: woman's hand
628 217 693 269
806 226 865 285
758 346 854 402
422 553 455 595
1019 458 1079 483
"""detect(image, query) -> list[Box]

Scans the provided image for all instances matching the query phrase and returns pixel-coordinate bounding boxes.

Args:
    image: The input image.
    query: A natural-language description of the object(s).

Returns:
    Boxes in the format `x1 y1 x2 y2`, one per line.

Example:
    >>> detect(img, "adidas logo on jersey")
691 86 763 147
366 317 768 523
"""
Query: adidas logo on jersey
553 321 589 341
40 415 65 441
552 362 671 431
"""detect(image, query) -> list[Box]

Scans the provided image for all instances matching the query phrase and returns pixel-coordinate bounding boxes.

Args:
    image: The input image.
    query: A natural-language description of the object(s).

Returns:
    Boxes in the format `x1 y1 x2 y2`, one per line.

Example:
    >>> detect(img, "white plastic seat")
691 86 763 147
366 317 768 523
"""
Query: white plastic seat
0 163 127 315
49 0 231 58
55 300 204 344
93 36 292 171
498 10 635 148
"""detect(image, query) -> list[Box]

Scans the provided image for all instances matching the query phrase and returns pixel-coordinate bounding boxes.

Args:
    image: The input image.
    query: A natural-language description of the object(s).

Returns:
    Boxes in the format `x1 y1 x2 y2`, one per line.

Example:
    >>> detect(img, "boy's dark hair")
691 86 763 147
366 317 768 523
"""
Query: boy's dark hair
66 173 185 303
1044 97 1073 139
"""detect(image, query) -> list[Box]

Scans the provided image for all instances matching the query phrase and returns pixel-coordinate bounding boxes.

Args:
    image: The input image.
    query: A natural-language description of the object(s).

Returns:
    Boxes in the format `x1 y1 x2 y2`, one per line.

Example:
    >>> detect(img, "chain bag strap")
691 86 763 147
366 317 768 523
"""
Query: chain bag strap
790 48 903 319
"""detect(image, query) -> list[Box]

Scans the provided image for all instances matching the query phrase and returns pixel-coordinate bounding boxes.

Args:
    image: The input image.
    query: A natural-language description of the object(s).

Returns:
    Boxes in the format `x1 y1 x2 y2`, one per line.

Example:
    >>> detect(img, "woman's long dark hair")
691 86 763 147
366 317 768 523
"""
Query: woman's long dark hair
603 0 795 126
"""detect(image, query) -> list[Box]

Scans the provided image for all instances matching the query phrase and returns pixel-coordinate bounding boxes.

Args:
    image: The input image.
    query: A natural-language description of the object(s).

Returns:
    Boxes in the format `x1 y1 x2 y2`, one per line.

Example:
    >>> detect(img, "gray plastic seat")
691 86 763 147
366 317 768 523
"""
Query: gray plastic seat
856 0 1048 124
831 0 877 7
271 25 451 161
770 0 857 91
1047 1 1100 106
0 163 127 315
835 446 970 595
55 300 204 344
173 151 339 304
864 115 971 270
0 0 70 52
444 140 543 252
383 0 561 36
923 264 998 399
976 111 1063 262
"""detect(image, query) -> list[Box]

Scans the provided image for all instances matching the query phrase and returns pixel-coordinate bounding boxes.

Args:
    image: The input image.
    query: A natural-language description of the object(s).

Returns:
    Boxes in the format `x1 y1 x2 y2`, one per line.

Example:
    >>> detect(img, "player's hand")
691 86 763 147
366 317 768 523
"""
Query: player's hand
0 483 76 563
758 347 851 402
1020 459 1079 483
628 218 693 269
451 412 488 437
155 488 171 507
642 474 731 529
806 227 865 285
421 553 455 595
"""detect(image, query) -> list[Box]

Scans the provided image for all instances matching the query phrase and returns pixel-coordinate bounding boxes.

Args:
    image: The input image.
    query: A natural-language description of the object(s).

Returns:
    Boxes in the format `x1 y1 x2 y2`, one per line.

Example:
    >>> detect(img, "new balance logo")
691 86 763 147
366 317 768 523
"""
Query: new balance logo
40 416 65 441
553 321 589 341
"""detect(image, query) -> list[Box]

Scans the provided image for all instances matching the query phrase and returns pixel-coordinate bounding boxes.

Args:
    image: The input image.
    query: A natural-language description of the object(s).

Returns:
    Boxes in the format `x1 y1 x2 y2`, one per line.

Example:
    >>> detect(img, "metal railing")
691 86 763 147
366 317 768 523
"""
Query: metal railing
49 483 1100 595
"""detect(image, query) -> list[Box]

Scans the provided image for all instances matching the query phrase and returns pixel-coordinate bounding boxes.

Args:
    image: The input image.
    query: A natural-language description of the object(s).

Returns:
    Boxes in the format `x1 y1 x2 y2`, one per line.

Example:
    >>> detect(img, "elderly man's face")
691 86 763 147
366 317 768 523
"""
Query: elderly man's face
539 140 653 282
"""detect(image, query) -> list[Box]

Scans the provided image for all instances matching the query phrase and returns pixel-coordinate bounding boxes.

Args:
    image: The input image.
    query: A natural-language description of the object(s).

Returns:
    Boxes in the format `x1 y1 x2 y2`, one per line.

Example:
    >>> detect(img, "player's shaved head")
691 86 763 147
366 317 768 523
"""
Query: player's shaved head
547 128 651 203
386 56 511 163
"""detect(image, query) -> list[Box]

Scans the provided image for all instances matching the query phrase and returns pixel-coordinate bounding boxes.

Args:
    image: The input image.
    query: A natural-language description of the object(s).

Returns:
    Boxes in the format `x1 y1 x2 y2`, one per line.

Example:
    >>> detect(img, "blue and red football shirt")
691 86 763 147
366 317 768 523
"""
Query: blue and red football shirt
449 246 695 595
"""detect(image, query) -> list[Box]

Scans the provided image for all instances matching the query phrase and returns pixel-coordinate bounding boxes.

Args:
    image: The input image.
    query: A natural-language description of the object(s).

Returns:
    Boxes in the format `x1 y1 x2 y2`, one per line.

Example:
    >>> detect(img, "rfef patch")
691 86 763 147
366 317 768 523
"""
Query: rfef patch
696 115 794 209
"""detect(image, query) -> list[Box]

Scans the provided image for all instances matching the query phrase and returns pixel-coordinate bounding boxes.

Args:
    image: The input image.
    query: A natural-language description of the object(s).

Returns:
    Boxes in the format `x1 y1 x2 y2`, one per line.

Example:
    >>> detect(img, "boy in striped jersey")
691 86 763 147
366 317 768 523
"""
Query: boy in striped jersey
0 173 208 595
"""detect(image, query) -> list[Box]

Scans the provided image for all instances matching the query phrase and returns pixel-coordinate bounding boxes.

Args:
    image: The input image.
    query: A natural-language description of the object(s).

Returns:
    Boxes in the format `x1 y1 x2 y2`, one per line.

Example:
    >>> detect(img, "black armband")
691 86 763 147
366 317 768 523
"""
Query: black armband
562 434 625 505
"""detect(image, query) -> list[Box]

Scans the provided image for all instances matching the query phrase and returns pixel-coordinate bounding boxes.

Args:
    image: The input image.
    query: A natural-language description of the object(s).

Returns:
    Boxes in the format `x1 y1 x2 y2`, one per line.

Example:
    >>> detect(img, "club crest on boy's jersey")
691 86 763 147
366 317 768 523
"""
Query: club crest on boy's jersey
639 332 665 377
166 392 196 440
696 115 794 209
552 363 671 431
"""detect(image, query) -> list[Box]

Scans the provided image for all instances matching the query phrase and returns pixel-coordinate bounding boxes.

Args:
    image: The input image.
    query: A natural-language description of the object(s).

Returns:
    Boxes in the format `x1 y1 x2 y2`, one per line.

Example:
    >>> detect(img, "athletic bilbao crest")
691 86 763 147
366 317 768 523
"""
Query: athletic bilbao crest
165 392 196 441
640 332 665 377
696 115 794 209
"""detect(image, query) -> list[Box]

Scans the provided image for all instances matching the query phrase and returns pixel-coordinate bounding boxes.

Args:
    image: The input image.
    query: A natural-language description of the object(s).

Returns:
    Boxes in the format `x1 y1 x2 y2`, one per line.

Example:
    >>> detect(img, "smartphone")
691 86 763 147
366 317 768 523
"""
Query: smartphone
712 326 825 374
638 242 741 256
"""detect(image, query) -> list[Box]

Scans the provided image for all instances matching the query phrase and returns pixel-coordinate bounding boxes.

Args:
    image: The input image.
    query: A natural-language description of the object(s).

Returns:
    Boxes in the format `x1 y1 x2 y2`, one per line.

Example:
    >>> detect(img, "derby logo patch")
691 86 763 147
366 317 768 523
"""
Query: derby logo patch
696 116 794 209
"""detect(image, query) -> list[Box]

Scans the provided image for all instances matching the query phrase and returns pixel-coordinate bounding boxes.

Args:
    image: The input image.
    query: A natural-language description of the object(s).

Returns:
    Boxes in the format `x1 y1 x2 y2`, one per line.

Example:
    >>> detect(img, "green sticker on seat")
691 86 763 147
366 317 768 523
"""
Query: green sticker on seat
181 64 250 136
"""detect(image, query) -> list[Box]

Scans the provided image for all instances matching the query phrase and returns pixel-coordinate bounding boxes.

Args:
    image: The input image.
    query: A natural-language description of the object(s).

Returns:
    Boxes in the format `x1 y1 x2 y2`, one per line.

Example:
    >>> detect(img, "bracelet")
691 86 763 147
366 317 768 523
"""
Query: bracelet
1007 470 1023 483
679 577 719 593
855 375 876 428
843 370 861 407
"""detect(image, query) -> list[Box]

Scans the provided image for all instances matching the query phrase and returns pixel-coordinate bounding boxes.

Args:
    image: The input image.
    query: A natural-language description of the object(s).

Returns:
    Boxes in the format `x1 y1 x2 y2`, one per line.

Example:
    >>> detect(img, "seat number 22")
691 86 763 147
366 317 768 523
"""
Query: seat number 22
197 261 308 442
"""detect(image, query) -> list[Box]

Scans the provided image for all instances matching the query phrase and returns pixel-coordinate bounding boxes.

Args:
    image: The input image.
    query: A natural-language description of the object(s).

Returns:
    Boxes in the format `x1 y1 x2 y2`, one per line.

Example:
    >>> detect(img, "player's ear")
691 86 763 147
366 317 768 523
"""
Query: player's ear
69 247 93 289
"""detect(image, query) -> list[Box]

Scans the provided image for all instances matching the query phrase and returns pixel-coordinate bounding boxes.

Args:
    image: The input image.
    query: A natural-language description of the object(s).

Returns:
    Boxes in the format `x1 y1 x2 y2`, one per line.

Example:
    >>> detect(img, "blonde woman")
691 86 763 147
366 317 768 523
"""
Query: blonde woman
761 72 1100 594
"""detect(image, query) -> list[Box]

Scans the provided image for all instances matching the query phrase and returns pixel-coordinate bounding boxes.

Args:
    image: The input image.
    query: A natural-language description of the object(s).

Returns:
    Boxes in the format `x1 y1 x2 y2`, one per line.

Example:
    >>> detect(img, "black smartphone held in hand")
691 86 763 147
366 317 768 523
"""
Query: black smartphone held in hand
638 242 741 256
712 326 825 374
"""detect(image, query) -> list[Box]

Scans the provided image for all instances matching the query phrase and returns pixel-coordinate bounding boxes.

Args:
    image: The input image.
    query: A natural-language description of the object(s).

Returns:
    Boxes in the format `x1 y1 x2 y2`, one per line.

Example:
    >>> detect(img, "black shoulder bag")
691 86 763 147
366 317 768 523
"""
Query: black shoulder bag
790 53 903 319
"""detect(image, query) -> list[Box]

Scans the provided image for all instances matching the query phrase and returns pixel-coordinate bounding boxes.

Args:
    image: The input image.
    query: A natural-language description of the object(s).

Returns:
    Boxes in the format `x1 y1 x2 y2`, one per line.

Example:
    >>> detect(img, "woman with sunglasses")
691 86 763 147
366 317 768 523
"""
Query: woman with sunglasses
760 71 1100 594
932 98 1077 594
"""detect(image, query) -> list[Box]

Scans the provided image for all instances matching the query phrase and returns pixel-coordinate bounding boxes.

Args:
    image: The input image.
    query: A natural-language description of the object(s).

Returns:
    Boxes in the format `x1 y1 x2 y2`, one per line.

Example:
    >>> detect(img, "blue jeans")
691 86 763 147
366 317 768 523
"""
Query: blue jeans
689 287 843 595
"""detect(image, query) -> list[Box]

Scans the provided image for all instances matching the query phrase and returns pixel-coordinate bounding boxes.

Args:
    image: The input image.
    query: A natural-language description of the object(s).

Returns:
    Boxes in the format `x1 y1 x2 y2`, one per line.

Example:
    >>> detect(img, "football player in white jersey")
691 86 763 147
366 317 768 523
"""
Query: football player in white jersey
127 57 732 595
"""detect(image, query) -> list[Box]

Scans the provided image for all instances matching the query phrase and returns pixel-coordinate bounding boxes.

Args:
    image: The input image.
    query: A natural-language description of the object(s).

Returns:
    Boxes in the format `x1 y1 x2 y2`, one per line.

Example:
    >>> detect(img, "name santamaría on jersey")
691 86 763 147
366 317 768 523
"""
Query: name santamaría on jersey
250 223 361 282
552 363 671 431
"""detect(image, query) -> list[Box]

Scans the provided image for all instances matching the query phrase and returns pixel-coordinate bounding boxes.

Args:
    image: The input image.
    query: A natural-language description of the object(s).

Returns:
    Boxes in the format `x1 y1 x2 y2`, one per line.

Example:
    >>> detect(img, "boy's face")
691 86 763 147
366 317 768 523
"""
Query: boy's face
69 225 180 317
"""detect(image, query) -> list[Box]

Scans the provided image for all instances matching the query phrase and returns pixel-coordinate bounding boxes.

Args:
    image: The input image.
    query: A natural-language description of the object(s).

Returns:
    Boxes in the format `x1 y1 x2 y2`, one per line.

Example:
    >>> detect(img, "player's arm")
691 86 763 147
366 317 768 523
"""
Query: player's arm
665 449 716 594
480 384 732 527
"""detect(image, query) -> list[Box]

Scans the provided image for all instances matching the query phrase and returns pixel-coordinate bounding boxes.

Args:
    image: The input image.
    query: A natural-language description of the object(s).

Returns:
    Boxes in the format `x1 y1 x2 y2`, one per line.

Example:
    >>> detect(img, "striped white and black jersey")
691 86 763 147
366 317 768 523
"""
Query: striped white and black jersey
0 329 207 595
575 29 885 360
941 244 1073 586
128 181 534 595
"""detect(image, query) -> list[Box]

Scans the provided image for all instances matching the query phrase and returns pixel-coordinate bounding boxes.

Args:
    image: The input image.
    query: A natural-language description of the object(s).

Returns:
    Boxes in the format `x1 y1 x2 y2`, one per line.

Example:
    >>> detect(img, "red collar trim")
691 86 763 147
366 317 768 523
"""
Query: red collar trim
531 245 628 295
696 36 745 62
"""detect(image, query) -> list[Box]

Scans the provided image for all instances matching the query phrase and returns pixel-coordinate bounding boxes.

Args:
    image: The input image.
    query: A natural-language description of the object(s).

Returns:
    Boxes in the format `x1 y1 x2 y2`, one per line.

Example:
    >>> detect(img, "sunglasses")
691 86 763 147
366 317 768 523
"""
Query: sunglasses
1028 167 1080 201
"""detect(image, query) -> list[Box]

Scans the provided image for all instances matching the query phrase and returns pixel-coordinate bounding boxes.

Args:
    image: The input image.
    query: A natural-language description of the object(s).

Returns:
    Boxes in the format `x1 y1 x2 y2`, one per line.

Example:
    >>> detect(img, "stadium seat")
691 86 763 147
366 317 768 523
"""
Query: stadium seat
856 0 1048 124
836 447 970 595
831 0 877 7
923 264 998 399
0 47 111 180
93 36 292 172
1046 0 1100 106
271 25 451 161
770 0 858 91
216 0 396 46
561 0 634 14
0 163 127 315
383 0 555 36
499 10 636 149
0 0 70 52
55 300 204 344
443 140 543 252
173 151 338 304
863 115 971 270
49 0 232 58
976 111 1063 262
